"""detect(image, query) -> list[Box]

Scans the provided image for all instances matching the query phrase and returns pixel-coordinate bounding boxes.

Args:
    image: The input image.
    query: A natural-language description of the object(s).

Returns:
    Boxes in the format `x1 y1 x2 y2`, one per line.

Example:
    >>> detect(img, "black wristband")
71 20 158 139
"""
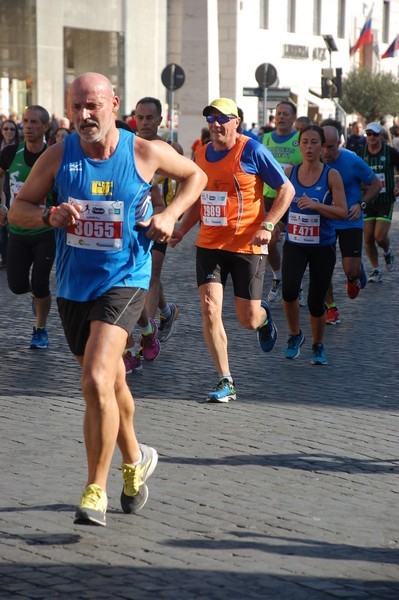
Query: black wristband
42 206 56 226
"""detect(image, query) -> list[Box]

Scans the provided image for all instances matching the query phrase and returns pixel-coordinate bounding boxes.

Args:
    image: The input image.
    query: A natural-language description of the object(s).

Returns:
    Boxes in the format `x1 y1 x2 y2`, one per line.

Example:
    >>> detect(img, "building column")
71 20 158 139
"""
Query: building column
177 0 219 154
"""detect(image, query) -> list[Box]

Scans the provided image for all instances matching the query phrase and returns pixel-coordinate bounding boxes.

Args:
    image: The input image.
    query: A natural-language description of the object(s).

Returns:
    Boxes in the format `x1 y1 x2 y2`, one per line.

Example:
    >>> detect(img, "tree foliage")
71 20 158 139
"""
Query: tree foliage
341 69 399 121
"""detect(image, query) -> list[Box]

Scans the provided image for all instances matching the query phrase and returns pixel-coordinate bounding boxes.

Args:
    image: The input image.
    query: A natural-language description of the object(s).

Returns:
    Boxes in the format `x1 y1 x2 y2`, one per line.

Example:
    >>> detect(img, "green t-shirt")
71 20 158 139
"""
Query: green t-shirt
262 130 302 198
8 142 54 236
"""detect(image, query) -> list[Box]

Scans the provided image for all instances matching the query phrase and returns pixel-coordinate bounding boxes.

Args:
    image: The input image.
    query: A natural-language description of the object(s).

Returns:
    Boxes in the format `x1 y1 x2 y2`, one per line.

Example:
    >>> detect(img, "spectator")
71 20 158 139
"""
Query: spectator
0 119 20 266
54 127 71 143
346 121 366 157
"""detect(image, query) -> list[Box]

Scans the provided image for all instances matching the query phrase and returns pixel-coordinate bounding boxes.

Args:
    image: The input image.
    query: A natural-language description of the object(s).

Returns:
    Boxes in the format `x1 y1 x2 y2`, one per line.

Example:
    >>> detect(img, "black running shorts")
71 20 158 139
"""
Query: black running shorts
364 201 394 222
57 287 147 356
196 247 266 300
335 228 363 258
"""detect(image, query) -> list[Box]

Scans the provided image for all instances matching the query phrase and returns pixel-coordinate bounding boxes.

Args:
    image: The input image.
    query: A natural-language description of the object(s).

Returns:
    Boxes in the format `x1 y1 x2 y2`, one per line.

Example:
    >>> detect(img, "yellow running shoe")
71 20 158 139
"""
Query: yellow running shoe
74 483 107 526
120 444 158 514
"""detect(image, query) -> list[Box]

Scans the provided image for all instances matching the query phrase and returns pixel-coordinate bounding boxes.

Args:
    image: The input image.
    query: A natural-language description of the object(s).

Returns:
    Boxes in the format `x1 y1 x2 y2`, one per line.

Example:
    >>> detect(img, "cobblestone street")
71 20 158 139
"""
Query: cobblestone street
0 211 398 599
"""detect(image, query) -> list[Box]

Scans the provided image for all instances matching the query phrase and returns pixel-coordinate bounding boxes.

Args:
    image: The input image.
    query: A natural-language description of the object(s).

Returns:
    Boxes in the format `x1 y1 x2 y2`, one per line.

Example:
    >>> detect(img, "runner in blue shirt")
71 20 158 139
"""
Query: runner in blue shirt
322 125 381 324
8 72 207 527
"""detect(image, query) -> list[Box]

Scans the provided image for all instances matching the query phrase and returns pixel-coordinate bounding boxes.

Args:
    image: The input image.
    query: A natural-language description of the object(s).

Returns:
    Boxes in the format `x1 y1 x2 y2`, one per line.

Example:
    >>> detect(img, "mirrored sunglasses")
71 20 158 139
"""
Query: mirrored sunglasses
206 115 235 124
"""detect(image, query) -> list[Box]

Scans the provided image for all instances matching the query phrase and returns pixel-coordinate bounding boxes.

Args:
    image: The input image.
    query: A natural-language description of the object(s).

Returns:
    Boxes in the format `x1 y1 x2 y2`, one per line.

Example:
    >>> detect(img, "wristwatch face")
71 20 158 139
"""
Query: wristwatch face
263 221 274 231
360 201 367 210
42 207 51 225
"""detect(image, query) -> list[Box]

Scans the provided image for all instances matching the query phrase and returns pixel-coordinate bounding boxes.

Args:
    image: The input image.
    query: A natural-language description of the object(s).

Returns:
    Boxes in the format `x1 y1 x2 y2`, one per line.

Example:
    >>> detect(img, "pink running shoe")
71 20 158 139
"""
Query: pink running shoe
140 319 161 361
124 351 142 374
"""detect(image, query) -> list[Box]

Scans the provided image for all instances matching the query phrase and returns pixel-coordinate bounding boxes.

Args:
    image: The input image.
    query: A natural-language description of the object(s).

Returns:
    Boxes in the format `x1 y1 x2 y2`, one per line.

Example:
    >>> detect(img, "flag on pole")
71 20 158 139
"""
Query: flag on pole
350 14 373 56
382 35 399 58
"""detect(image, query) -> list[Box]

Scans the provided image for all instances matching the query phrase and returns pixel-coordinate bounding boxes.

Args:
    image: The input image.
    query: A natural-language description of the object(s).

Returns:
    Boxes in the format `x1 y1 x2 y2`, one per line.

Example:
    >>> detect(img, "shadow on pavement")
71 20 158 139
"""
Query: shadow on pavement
0 563 398 600
159 452 399 474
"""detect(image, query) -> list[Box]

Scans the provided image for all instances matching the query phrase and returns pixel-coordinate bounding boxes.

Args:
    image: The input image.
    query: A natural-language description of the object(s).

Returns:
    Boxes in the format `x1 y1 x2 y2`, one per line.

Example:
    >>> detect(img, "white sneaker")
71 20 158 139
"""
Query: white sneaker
267 279 281 303
368 269 382 283
384 252 396 273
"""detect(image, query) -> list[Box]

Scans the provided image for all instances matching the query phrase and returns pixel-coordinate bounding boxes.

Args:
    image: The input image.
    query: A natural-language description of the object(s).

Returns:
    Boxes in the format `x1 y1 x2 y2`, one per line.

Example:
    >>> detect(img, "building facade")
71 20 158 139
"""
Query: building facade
0 0 168 123
1 0 399 152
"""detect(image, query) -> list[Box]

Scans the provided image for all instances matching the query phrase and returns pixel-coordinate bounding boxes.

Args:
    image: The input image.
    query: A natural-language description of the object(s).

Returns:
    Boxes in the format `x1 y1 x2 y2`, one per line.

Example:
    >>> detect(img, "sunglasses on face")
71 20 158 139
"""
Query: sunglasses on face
206 115 235 124
2 127 16 132
366 131 380 137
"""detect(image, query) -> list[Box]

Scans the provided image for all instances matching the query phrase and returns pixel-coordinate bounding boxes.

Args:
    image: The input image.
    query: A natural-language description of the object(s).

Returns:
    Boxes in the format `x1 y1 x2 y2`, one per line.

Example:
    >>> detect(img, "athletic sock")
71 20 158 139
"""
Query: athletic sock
127 451 143 467
140 322 153 336
160 303 172 319
272 269 282 281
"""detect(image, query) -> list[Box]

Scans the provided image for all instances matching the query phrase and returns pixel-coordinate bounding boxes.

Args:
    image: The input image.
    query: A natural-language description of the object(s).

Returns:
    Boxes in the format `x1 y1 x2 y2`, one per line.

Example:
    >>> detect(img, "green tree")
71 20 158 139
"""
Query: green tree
341 69 399 121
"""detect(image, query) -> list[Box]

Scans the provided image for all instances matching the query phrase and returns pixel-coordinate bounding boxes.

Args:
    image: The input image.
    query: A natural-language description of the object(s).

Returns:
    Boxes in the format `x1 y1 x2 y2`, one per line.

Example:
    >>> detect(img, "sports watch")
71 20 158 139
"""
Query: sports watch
42 206 56 226
262 221 274 232
359 201 367 210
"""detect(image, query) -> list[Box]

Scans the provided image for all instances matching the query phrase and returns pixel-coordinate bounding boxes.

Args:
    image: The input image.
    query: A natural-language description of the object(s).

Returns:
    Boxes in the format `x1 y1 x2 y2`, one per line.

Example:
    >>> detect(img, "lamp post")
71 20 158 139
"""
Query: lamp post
323 34 338 68
322 34 346 136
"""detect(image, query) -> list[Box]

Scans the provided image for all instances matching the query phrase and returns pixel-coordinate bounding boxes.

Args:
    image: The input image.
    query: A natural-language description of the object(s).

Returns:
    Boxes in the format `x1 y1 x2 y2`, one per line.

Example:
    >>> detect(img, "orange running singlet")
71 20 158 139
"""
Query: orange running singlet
195 135 265 254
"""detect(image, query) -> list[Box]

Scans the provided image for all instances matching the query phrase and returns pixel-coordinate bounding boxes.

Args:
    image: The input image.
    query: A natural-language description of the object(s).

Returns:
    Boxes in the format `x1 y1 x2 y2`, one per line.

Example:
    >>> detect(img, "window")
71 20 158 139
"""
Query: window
313 0 321 36
383 0 390 43
287 0 296 33
0 0 37 114
260 0 269 29
337 0 345 38
64 28 125 110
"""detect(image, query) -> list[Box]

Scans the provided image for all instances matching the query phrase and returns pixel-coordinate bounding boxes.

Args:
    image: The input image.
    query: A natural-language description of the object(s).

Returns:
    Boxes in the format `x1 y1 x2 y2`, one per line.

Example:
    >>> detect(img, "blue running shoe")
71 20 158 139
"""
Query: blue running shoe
207 378 236 403
285 330 305 359
30 327 49 349
359 261 367 289
311 343 327 365
257 300 277 352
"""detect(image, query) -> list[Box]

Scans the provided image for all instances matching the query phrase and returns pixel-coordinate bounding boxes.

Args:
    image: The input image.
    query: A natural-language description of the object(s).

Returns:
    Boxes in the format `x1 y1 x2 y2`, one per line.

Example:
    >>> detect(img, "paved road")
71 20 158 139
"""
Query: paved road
0 210 398 599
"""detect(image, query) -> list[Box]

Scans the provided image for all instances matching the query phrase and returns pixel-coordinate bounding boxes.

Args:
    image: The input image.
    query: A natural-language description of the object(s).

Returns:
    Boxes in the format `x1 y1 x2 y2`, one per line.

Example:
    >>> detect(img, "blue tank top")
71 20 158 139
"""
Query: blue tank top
287 164 335 247
54 130 152 301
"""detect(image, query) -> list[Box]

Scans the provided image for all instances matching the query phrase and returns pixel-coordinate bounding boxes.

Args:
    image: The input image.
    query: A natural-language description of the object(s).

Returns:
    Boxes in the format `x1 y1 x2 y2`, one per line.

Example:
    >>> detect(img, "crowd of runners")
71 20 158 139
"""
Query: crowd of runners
1 74 397 526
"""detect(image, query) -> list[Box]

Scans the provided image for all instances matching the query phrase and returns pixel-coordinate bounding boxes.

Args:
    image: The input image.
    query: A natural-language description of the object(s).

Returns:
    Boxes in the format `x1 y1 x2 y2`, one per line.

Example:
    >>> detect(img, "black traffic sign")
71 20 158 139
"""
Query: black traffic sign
243 87 264 98
255 63 278 88
243 87 290 101
161 63 185 91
